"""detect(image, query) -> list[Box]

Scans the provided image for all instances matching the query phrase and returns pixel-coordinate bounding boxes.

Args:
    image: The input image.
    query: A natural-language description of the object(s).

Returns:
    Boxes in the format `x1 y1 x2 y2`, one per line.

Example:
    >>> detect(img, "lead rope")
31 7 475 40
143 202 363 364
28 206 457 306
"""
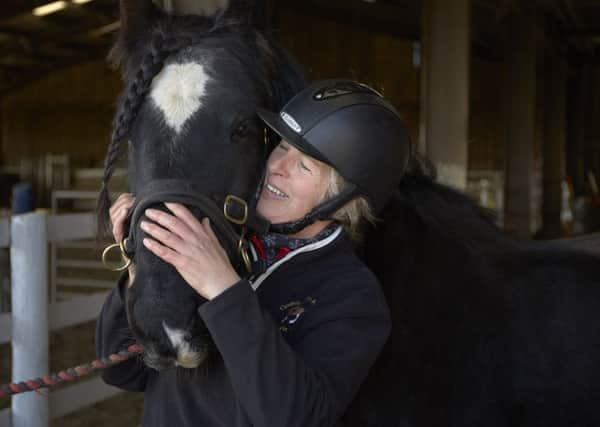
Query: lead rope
0 344 144 398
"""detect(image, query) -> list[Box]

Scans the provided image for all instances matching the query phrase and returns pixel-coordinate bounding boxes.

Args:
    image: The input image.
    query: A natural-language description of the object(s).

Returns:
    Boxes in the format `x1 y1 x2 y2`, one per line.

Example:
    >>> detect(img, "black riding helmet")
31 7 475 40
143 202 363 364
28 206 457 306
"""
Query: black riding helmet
257 79 411 234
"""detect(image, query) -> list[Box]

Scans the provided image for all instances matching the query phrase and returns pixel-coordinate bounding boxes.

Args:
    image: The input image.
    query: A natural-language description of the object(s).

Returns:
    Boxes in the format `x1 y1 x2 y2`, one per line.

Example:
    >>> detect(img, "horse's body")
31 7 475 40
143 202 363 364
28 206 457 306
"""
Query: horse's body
99 1 600 425
344 166 600 426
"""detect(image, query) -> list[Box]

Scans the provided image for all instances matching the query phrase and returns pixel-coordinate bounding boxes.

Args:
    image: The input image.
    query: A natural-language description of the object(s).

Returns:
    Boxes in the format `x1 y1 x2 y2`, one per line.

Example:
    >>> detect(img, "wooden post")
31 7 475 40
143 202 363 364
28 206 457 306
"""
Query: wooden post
503 10 537 238
419 0 471 190
10 212 49 427
542 51 567 238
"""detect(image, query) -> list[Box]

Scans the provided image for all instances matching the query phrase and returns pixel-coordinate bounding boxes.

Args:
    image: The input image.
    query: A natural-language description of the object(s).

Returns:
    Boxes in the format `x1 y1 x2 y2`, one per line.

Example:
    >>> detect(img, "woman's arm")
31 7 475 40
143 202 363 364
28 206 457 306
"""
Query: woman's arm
138 202 390 424
199 278 391 427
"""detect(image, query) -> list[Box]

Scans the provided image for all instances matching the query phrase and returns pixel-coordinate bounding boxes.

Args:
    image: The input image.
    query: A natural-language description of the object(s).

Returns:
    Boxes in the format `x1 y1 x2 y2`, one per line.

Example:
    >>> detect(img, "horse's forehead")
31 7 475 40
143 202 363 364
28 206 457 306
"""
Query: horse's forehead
150 62 211 134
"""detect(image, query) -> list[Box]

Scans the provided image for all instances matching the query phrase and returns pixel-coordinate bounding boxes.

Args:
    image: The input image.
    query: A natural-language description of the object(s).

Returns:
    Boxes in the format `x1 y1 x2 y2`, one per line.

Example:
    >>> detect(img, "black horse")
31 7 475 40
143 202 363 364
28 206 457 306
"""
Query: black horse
98 1 600 426
97 0 305 370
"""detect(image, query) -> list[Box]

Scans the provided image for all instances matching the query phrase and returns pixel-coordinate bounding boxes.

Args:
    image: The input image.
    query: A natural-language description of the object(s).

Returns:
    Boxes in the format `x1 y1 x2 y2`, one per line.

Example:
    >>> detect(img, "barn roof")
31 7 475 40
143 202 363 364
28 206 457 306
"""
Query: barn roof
0 0 599 94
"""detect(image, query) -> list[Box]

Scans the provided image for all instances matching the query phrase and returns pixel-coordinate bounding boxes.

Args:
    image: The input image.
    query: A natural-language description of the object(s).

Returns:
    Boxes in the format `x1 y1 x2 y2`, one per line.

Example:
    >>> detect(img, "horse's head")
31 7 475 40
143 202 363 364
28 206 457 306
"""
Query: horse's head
98 1 304 370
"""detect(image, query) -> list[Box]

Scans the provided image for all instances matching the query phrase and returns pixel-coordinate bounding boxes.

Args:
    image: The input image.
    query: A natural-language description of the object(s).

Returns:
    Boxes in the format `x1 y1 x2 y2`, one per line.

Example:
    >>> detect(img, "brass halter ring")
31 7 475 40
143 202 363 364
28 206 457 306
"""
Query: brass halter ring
237 227 252 274
101 237 132 272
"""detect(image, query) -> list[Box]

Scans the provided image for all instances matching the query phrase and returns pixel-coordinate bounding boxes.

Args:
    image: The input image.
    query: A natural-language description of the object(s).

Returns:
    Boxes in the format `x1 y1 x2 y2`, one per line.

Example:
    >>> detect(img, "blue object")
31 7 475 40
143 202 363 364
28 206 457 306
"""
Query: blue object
12 182 33 214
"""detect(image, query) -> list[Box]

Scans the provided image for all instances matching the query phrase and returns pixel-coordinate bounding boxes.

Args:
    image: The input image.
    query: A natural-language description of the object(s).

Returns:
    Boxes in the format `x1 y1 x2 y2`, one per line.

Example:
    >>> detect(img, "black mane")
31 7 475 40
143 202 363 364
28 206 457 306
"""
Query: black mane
376 154 517 258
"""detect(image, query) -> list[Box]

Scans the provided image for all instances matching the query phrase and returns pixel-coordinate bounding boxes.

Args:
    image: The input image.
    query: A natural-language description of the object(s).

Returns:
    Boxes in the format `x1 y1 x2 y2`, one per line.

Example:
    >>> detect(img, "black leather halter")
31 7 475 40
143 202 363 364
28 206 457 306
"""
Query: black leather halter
122 179 253 273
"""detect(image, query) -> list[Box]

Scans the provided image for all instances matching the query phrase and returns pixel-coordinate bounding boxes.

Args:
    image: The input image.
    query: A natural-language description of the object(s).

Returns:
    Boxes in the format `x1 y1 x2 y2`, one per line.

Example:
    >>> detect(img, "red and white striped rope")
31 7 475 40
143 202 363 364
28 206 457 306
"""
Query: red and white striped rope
0 344 144 398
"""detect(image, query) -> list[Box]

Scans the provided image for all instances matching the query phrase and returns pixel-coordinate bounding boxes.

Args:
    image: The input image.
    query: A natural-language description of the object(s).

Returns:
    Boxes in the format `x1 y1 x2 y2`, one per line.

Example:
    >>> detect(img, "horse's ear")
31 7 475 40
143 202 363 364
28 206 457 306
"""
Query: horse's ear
109 0 161 72
153 0 230 16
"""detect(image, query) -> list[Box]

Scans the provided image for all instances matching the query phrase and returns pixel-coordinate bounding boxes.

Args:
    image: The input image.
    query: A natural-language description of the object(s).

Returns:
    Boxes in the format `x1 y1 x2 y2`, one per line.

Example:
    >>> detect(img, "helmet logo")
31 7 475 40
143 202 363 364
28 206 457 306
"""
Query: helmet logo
280 111 302 133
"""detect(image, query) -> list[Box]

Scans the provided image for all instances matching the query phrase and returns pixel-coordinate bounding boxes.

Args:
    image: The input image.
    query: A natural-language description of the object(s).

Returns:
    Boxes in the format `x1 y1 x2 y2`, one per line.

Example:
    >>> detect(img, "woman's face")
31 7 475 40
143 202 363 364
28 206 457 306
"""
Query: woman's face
257 140 331 237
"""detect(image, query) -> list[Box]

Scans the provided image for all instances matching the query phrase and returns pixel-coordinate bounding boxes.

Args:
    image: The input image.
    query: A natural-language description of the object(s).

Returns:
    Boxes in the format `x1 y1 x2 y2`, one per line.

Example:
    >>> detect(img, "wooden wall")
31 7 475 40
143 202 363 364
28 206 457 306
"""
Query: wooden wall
468 57 505 171
275 9 420 142
0 7 597 200
276 8 512 174
275 8 591 194
0 59 122 169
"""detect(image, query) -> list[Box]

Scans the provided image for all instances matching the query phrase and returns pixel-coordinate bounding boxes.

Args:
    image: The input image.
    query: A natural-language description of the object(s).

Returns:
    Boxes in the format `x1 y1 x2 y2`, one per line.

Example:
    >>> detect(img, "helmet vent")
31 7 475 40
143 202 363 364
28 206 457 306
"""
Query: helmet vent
313 81 382 101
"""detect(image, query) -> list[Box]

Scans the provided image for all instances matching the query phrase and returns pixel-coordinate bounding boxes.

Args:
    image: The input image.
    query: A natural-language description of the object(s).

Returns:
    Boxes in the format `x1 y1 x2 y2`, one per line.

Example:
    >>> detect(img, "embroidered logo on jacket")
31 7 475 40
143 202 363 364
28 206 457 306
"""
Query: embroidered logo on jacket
279 297 317 333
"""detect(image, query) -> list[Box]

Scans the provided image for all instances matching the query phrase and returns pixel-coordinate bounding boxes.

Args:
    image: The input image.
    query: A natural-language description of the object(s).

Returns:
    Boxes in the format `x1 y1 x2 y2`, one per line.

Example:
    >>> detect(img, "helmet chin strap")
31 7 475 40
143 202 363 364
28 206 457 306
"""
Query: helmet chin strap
268 184 359 235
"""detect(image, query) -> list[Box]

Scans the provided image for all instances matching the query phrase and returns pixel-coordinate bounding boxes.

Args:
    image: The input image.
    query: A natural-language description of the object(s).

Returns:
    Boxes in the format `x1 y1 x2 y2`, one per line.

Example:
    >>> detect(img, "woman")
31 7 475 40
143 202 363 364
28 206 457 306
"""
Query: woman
97 79 411 426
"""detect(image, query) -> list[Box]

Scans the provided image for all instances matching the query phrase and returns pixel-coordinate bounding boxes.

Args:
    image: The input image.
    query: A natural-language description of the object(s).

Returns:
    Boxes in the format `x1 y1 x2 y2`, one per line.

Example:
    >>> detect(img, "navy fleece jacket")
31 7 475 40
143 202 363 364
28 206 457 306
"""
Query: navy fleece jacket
96 229 390 427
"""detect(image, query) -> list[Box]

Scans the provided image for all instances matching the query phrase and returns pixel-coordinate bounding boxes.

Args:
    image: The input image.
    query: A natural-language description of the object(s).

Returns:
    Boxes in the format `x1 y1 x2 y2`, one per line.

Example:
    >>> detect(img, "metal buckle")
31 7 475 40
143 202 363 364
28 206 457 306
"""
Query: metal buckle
101 237 132 272
223 195 248 225
237 227 252 273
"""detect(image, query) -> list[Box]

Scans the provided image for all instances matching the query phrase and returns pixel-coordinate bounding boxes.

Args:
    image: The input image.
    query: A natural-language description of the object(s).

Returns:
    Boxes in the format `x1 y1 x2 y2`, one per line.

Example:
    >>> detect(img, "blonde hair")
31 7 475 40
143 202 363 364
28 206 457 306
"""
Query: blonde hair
323 167 378 241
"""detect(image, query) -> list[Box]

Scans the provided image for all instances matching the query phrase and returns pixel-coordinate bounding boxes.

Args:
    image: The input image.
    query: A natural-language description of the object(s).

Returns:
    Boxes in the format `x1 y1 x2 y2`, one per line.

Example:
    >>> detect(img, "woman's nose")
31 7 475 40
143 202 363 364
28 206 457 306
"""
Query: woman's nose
268 151 292 176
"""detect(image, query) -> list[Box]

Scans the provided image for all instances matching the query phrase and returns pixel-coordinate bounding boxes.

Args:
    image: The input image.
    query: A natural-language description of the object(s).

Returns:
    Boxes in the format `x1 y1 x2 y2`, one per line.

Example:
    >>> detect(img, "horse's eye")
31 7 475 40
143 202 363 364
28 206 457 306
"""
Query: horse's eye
231 119 256 142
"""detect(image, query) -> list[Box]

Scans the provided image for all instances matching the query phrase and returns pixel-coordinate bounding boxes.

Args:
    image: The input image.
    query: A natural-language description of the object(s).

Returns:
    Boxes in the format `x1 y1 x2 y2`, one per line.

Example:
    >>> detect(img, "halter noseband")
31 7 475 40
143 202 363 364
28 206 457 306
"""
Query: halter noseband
102 179 256 274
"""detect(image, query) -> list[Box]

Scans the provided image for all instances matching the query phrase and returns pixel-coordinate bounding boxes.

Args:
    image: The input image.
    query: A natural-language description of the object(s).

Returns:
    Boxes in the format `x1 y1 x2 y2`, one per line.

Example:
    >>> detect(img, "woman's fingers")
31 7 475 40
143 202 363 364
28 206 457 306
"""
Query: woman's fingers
143 237 190 272
142 205 230 267
164 203 204 236
109 193 134 216
144 208 194 242
202 218 224 253
109 193 135 243
109 194 134 222
140 220 187 253
112 208 128 243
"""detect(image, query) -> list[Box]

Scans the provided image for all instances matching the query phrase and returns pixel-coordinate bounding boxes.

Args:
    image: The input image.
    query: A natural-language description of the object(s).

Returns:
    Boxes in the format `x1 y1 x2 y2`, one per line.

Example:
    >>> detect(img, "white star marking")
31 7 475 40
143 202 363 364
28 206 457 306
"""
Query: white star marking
150 62 210 134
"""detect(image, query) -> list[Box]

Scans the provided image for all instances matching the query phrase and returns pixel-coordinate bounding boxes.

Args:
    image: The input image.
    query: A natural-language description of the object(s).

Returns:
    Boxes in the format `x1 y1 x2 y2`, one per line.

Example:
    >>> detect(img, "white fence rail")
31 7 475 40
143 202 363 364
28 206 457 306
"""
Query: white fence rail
0 212 121 427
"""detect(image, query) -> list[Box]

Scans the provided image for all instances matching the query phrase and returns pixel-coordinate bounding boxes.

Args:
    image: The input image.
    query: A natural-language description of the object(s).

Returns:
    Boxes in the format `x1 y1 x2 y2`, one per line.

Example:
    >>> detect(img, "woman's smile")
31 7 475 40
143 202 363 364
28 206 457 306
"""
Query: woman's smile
256 141 330 226
264 182 289 199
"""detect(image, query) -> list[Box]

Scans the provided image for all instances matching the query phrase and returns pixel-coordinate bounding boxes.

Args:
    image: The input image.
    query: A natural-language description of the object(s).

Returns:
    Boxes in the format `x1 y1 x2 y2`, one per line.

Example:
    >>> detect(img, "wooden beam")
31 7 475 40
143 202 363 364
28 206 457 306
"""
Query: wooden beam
0 1 39 22
277 0 420 41
0 0 117 24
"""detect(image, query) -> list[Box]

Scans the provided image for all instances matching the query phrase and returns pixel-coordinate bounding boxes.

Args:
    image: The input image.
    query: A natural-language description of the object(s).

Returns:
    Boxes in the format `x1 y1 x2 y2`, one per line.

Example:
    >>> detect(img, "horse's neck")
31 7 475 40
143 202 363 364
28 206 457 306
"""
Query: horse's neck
364 178 515 306
395 177 517 254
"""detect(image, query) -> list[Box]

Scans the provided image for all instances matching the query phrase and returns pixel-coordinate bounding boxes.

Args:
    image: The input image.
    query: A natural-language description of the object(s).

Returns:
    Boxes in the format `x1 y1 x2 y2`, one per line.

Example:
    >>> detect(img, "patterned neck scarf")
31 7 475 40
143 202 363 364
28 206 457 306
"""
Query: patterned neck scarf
248 223 339 276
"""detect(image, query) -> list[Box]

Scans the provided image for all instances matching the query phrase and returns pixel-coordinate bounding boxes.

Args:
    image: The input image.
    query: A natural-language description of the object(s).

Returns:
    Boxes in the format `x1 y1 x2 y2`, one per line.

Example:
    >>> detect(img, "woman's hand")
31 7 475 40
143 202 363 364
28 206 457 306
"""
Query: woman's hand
140 202 241 300
109 193 135 243
109 193 136 284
